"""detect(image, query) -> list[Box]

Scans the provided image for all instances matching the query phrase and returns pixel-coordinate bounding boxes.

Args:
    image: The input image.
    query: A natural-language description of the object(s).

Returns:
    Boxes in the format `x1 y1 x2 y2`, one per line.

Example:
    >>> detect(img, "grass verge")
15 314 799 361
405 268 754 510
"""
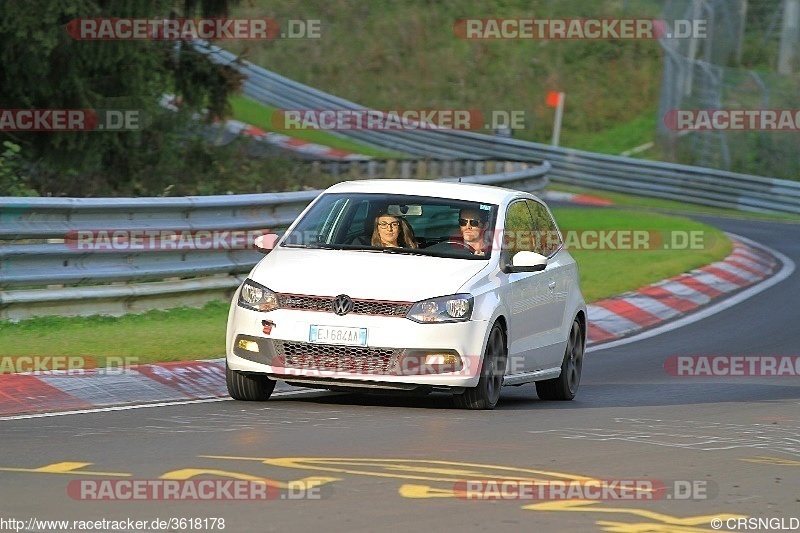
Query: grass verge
557 208 731 302
0 303 230 364
565 110 657 156
230 96 403 159
0 209 732 364
547 183 800 222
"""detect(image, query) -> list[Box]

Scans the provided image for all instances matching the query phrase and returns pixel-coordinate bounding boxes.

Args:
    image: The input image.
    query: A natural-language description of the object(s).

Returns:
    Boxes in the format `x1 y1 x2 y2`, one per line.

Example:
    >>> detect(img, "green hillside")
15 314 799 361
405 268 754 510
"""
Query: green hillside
226 0 664 153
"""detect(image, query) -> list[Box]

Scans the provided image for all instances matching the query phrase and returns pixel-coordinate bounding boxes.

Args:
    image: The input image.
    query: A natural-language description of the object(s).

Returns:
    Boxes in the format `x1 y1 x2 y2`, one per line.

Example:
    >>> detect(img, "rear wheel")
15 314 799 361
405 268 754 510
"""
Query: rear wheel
454 323 507 410
226 363 275 401
536 319 584 401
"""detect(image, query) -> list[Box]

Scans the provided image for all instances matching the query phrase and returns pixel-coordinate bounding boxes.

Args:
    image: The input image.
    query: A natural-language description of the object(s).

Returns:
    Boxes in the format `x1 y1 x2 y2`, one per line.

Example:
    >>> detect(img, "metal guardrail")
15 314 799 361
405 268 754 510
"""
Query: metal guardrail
5 38 799 320
194 42 800 215
0 161 548 320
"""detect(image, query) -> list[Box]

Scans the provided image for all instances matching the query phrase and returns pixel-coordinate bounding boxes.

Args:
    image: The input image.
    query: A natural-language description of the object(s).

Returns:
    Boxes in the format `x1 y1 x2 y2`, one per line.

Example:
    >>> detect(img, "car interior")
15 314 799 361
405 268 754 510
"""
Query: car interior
341 201 471 249
283 193 498 257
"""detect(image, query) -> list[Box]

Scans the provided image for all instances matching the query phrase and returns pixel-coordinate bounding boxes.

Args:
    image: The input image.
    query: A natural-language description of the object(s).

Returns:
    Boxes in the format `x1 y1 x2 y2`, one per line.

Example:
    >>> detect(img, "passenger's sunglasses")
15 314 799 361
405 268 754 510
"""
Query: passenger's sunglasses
459 218 483 227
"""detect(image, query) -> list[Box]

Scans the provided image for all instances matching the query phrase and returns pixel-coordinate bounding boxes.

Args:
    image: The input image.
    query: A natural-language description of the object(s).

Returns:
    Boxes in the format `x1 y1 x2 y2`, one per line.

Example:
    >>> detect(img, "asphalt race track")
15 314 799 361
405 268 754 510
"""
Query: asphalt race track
1 214 798 533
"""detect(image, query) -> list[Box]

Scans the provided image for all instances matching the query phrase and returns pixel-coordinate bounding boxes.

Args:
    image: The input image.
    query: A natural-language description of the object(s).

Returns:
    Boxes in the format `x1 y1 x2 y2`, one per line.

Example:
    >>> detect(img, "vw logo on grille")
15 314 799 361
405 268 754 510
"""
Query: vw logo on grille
332 294 354 315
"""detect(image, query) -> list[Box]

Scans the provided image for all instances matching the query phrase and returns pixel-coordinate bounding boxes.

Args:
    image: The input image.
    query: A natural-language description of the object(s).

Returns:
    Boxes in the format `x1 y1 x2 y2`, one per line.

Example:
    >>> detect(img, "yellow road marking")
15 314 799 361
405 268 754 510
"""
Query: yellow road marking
0 461 130 477
399 484 457 498
523 500 745 528
160 467 338 489
201 456 598 484
0 455 749 533
595 520 724 532
740 456 800 466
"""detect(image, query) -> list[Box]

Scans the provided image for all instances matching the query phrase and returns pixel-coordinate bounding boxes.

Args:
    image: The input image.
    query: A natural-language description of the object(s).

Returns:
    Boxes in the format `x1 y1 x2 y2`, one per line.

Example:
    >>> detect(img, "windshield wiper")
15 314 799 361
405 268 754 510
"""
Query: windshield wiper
284 243 342 250
379 247 429 256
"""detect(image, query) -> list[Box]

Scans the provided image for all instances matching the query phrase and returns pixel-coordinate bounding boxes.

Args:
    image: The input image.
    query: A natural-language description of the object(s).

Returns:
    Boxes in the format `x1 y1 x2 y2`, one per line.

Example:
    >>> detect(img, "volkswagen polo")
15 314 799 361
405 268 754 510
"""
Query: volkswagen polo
226 179 586 409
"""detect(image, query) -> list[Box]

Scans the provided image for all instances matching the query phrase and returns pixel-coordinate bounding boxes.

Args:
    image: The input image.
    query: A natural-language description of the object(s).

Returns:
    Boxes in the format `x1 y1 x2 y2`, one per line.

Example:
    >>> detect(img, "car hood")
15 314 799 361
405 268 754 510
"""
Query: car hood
250 247 489 301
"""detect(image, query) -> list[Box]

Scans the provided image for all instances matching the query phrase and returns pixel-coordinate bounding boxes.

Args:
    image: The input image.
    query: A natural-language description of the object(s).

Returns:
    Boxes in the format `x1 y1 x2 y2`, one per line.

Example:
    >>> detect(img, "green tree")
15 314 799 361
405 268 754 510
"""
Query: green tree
0 0 242 195
0 141 37 196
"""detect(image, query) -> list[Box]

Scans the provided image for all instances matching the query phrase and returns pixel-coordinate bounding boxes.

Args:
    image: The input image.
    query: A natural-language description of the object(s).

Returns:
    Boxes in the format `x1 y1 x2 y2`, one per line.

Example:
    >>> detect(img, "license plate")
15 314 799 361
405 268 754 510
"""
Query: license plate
309 325 367 346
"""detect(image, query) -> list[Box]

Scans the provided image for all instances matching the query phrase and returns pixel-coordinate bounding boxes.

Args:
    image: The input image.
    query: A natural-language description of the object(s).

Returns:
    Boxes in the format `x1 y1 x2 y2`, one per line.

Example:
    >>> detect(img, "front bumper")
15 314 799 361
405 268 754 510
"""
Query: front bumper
226 306 490 388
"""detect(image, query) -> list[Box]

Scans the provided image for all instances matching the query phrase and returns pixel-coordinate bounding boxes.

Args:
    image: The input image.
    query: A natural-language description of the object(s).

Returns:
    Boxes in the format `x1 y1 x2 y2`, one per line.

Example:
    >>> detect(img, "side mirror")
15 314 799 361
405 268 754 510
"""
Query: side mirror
505 251 548 273
253 233 279 254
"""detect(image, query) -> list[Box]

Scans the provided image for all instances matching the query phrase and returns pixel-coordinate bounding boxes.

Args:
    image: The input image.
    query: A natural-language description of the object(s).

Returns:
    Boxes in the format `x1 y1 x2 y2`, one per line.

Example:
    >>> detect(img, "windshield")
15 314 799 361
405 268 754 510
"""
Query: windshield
281 192 499 259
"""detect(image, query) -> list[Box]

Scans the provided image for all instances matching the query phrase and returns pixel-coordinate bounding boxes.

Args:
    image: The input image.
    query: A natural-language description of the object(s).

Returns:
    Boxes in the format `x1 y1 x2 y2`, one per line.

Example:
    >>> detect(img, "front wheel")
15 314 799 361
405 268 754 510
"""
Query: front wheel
536 319 584 401
454 323 507 410
226 363 275 401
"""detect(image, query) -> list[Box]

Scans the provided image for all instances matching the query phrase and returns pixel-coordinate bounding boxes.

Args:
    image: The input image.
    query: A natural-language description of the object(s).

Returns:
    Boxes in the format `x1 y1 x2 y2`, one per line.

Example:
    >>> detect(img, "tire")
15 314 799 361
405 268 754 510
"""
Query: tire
536 319 584 401
226 363 275 401
454 323 507 410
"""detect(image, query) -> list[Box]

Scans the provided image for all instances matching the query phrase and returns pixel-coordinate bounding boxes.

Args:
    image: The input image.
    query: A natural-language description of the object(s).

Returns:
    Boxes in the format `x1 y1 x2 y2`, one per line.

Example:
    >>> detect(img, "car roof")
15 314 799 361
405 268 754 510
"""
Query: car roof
322 179 535 205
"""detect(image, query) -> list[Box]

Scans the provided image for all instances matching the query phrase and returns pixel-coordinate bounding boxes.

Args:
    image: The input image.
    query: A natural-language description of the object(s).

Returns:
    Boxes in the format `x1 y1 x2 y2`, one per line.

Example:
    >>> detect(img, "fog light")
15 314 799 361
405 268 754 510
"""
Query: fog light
237 339 260 352
425 354 459 365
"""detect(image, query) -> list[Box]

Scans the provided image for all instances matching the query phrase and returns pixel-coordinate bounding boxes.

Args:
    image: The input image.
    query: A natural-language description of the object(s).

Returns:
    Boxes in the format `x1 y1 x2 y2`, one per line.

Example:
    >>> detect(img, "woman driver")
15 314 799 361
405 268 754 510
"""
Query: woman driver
371 213 418 248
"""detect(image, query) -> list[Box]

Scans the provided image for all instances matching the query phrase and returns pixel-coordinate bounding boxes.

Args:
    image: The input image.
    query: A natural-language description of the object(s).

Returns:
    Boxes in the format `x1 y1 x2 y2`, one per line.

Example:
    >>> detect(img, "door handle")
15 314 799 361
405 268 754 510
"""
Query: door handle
548 280 556 291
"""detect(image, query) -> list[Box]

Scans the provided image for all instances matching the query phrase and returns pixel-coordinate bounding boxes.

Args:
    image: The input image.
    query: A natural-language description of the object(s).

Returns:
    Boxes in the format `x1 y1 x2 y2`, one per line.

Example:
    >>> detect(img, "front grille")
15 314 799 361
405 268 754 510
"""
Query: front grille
352 300 411 316
278 294 331 312
278 293 412 317
275 340 397 374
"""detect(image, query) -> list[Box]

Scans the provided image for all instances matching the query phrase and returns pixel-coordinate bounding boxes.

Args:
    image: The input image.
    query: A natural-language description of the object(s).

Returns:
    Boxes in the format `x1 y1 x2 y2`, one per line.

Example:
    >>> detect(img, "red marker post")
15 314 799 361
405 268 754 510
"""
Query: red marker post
546 91 565 147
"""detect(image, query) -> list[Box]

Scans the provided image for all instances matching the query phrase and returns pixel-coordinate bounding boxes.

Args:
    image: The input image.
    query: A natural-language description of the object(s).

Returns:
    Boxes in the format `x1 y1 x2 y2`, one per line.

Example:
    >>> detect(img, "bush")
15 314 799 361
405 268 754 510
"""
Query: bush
0 142 37 197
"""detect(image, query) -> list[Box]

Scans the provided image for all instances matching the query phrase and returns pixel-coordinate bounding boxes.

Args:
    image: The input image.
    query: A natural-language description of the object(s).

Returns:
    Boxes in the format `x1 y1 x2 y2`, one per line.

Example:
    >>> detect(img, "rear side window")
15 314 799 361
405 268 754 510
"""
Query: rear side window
502 200 536 262
526 199 561 256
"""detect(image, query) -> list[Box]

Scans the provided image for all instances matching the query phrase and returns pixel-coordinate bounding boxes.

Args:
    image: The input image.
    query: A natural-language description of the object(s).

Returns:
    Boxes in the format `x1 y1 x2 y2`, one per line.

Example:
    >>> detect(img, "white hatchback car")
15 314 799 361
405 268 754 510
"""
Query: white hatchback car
226 179 586 409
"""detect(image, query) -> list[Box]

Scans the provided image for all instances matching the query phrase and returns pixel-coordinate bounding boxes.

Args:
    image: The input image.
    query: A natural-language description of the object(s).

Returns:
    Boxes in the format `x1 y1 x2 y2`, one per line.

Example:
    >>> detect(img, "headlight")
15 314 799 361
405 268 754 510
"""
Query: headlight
237 279 279 312
406 294 474 323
